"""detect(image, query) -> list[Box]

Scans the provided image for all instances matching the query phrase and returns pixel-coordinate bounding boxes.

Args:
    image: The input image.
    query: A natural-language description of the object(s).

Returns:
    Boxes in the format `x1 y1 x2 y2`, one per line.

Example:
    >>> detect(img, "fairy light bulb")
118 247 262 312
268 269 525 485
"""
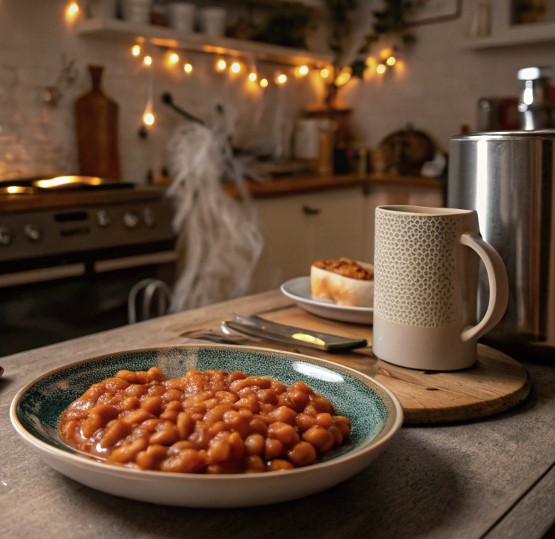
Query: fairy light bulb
66 2 79 18
131 44 142 57
142 110 155 126
335 67 352 87
248 71 258 83
275 73 287 85
143 55 153 67
168 52 180 65
295 65 309 77
215 58 227 72
183 62 193 74
259 78 269 88
386 55 397 66
320 67 331 79
230 61 241 74
380 48 392 60
376 63 387 75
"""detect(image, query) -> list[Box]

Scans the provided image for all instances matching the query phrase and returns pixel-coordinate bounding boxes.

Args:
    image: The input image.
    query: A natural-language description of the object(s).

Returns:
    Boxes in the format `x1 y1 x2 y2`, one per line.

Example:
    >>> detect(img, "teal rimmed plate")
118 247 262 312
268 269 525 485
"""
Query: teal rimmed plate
10 345 402 508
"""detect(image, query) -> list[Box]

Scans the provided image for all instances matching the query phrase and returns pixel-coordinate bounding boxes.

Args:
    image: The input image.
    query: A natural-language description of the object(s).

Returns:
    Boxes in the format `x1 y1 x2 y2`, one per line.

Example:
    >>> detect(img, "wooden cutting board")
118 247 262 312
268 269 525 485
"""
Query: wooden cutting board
251 305 532 426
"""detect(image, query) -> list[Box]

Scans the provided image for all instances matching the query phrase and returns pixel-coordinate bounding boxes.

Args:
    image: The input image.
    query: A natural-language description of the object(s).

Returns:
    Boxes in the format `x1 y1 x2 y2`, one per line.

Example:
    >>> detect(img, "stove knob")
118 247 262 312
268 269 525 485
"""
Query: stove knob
143 207 155 227
0 226 12 246
123 210 139 229
23 224 41 242
97 210 111 228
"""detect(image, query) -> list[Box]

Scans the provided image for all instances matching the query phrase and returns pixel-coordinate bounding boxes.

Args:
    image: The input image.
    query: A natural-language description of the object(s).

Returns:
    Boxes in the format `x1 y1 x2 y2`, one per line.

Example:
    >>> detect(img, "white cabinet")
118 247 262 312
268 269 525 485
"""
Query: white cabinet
247 180 443 293
249 187 364 292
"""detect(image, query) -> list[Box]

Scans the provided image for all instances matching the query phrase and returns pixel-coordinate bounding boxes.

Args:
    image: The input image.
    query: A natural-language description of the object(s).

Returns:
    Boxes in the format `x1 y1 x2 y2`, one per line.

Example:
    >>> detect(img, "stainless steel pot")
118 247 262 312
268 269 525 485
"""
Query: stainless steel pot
448 130 555 361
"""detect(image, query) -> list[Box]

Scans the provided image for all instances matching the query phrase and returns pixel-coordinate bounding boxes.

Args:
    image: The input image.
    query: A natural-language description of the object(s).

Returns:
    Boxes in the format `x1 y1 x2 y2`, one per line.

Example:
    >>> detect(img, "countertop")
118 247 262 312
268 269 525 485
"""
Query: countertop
1 290 553 539
223 172 443 199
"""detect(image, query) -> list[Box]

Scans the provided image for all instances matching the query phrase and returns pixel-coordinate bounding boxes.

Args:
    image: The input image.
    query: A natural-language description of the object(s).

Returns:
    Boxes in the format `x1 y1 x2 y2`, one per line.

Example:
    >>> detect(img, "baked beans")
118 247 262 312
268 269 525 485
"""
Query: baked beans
59 367 351 474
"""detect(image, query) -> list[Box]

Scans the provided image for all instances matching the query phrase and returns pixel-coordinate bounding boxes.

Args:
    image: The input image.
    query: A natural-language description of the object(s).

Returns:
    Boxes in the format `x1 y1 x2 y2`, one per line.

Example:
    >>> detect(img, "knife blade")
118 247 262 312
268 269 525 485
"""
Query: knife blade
223 314 368 352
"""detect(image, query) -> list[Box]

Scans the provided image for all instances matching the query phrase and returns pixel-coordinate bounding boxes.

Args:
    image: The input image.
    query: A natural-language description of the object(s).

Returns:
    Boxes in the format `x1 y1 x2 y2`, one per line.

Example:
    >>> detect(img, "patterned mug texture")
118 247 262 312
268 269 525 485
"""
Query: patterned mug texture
373 206 508 371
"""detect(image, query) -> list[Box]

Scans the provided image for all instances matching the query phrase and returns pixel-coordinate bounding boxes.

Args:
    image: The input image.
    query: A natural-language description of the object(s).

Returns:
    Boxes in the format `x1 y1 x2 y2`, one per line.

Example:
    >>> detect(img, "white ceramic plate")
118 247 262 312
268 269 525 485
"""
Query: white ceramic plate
281 276 374 325
11 345 402 508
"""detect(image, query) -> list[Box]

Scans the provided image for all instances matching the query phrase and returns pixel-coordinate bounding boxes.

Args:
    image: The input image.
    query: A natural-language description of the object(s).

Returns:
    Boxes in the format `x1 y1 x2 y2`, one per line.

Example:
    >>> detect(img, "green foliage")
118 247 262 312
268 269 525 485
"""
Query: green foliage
256 2 317 49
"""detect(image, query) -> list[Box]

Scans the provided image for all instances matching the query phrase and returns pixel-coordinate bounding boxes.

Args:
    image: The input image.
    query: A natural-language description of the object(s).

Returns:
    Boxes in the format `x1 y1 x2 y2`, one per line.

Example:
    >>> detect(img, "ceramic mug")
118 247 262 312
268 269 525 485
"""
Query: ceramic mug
373 205 509 371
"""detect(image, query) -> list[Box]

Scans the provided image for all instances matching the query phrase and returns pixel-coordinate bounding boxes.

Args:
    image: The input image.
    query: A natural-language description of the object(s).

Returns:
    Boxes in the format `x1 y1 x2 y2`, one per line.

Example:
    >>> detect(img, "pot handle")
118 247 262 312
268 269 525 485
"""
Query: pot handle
460 232 509 342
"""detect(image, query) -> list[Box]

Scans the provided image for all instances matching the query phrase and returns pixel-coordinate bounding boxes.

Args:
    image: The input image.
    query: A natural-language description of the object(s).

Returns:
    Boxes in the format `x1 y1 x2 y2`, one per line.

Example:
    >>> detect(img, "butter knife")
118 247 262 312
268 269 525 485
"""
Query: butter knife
222 315 368 352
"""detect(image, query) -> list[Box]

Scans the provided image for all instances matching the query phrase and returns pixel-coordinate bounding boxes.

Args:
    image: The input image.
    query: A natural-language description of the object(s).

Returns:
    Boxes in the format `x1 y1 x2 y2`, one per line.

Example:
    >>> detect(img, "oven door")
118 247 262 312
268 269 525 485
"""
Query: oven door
0 250 176 357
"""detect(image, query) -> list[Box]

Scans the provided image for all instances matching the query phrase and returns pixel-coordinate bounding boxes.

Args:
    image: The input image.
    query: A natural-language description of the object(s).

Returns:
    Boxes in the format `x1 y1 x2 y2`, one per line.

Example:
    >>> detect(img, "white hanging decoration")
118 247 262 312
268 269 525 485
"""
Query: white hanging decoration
166 121 263 312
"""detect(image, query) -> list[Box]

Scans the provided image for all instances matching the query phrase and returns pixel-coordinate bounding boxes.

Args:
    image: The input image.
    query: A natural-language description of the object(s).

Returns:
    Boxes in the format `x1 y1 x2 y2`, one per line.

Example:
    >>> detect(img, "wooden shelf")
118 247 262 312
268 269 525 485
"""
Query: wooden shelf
76 18 332 67
466 20 555 49
465 0 555 49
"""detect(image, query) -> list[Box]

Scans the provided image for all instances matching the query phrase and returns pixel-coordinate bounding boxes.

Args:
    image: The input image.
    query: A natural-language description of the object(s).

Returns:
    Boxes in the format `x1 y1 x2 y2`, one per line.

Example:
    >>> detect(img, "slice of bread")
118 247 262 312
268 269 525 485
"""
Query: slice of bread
310 258 374 307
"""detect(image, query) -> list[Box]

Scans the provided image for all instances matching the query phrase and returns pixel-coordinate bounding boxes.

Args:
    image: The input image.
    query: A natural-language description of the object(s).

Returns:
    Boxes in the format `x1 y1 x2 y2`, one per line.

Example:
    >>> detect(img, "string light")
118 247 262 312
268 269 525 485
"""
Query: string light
376 63 387 75
66 1 79 18
320 67 331 79
215 58 227 72
335 67 352 87
143 55 153 67
230 61 242 74
259 78 269 88
131 44 142 57
295 65 309 77
183 62 193 74
248 71 258 83
386 55 397 66
275 73 287 85
142 107 155 126
167 52 180 65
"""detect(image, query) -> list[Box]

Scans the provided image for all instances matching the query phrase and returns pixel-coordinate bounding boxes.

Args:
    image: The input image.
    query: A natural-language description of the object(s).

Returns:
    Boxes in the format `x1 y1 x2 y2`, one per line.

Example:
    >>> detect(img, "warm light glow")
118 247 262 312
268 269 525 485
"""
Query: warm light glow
376 63 387 75
295 65 309 77
248 71 258 82
275 73 287 85
143 55 153 66
215 58 227 72
142 111 155 126
183 62 193 74
230 61 242 74
259 78 269 88
131 45 142 57
66 2 79 19
35 176 102 189
320 67 331 79
168 52 180 65
379 48 392 60
335 67 352 87
386 56 397 66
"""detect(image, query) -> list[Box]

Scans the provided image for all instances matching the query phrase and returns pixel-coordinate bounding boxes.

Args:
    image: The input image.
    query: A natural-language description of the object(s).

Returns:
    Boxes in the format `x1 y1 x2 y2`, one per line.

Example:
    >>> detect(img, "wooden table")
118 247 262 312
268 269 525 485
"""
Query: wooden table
1 290 554 538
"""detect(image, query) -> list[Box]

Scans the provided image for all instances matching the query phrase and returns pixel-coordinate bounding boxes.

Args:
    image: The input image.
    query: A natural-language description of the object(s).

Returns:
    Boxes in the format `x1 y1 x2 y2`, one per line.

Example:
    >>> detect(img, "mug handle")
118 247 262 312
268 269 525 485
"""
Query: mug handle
459 232 509 342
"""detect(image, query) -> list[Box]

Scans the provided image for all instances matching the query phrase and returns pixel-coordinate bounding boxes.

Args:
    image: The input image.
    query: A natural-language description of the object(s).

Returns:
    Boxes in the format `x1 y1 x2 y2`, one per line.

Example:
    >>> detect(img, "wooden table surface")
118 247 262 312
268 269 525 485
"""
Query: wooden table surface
1 290 554 539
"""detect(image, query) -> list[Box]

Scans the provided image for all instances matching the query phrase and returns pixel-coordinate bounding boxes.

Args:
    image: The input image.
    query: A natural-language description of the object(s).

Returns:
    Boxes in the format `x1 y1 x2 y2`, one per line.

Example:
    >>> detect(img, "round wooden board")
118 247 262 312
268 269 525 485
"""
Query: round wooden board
261 307 533 426
372 344 532 425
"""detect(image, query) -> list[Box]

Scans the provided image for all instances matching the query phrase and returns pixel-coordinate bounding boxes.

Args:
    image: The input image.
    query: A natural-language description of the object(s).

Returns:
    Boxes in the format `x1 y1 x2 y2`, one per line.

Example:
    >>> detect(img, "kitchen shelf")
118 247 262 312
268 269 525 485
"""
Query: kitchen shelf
76 17 332 67
465 0 555 49
466 20 555 49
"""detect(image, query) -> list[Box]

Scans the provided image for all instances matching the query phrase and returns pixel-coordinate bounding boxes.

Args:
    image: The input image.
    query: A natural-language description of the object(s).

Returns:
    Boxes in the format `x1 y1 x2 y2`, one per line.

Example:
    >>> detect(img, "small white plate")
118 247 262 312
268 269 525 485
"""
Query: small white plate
281 276 374 325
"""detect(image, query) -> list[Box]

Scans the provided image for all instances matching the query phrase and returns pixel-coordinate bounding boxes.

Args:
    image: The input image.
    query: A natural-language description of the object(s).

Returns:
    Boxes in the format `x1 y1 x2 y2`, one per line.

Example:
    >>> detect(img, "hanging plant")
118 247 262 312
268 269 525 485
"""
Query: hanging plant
359 0 416 53
323 0 416 106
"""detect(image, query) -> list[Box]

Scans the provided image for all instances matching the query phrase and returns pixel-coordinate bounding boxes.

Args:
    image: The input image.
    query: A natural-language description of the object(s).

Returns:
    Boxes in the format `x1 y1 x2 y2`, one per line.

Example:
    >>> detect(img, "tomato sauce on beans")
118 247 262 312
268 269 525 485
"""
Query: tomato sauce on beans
59 367 351 474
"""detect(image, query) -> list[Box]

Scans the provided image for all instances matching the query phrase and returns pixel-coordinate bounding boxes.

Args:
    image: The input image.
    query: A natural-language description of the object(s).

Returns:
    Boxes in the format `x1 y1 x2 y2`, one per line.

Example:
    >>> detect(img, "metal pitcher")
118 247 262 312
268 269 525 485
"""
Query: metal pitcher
448 130 555 361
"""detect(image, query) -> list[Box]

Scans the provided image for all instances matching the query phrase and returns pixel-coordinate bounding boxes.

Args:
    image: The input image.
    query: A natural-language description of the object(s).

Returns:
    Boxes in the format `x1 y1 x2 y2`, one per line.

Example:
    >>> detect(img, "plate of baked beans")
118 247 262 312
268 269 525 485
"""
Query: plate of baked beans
10 345 403 508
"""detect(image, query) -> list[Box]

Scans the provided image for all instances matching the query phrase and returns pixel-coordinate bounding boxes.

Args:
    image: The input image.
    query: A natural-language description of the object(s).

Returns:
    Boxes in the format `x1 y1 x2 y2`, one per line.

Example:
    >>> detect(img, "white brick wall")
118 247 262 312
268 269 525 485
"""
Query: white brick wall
0 0 553 182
